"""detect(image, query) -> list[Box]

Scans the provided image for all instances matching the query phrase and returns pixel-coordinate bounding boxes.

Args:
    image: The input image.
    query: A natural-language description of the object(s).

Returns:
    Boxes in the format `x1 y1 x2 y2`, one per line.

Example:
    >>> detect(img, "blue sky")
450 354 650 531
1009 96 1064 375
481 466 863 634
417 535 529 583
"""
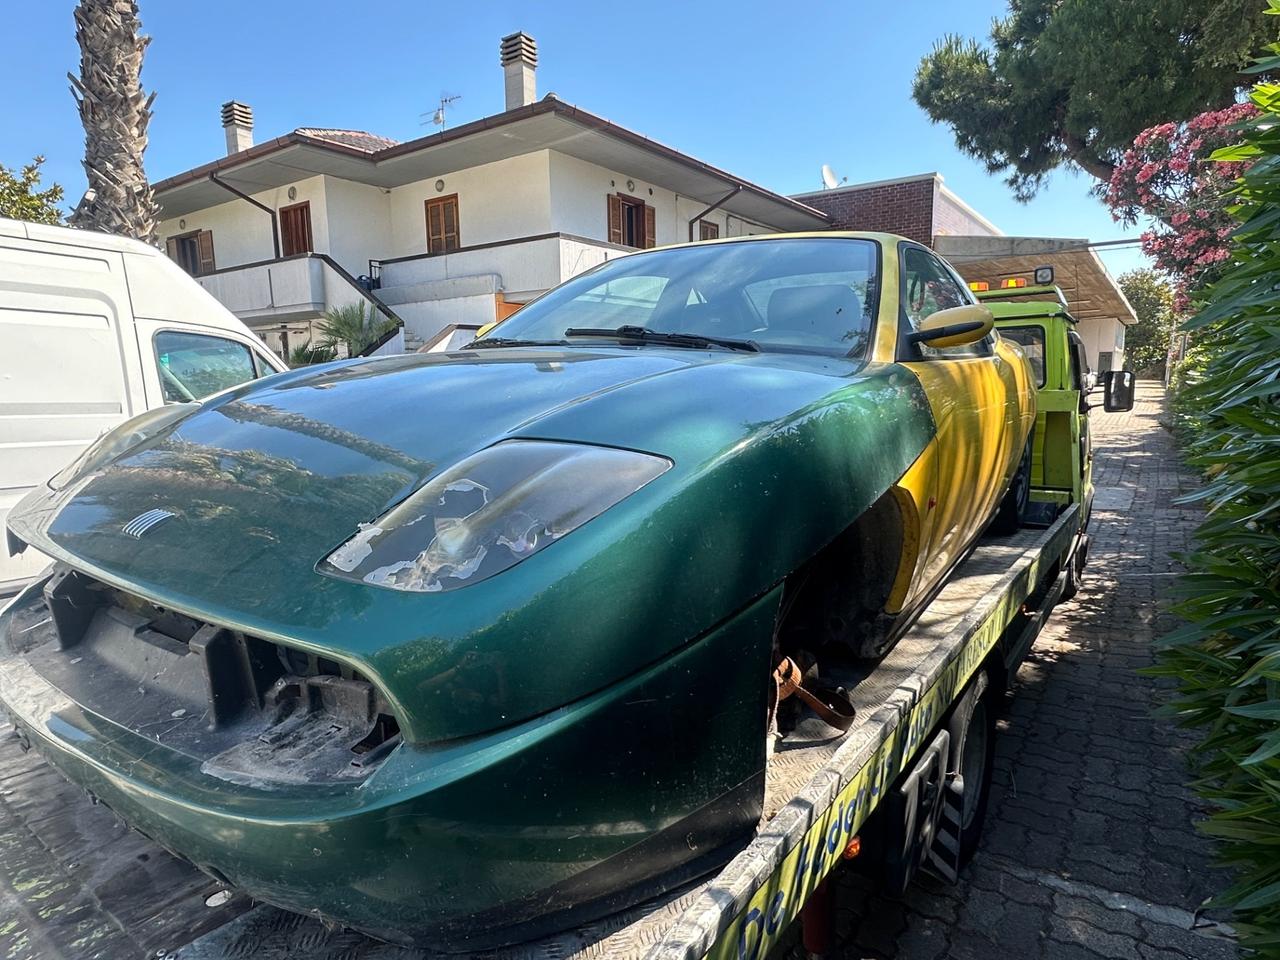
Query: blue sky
3 0 1147 275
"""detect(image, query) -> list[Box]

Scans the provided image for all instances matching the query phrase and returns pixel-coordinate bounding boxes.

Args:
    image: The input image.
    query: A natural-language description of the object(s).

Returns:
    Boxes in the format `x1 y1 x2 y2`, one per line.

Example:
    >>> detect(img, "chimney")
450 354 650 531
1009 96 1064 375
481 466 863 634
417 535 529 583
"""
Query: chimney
500 32 537 110
221 100 254 155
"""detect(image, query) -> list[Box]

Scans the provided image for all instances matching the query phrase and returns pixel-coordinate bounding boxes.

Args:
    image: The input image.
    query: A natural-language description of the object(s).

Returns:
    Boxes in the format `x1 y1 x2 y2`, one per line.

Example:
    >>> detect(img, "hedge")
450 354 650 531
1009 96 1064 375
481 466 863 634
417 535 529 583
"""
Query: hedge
1151 38 1280 955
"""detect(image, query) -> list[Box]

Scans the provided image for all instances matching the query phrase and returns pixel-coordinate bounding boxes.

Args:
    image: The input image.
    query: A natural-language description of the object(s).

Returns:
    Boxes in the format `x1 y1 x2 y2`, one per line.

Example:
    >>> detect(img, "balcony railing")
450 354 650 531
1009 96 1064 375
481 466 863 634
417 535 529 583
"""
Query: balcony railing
371 232 636 302
195 253 402 356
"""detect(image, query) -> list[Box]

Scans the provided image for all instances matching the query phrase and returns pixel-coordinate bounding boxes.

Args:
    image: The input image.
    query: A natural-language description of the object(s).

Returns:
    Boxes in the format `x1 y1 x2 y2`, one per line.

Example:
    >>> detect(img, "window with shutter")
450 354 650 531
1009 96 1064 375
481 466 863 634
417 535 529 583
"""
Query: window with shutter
425 194 460 254
165 230 215 277
608 192 655 249
699 220 720 241
280 201 313 256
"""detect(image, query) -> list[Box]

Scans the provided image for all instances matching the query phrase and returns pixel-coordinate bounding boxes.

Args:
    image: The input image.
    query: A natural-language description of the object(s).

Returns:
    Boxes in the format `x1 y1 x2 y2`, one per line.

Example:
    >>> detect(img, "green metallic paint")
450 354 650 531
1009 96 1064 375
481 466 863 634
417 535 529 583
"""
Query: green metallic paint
8 349 936 744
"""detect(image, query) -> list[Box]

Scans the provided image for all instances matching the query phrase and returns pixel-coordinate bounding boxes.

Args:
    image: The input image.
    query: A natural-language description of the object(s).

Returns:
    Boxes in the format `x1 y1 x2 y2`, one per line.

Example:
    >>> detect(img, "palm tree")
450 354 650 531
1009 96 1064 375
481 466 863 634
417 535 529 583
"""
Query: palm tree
68 0 159 243
316 302 399 357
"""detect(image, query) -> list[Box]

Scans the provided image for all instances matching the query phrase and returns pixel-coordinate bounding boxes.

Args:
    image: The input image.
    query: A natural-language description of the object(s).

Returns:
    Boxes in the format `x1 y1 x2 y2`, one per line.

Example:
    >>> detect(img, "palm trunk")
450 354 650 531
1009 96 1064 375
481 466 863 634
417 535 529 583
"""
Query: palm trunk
68 0 159 244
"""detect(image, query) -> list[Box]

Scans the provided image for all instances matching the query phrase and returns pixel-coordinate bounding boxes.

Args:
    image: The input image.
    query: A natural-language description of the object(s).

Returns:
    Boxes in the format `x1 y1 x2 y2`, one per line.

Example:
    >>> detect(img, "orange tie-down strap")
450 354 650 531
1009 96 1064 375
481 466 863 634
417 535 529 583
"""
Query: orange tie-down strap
772 656 857 732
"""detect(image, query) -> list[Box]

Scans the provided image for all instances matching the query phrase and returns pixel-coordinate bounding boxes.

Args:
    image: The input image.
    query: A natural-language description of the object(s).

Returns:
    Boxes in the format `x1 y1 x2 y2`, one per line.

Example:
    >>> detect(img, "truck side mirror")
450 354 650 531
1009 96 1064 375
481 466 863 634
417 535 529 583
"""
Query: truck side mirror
1103 370 1135 412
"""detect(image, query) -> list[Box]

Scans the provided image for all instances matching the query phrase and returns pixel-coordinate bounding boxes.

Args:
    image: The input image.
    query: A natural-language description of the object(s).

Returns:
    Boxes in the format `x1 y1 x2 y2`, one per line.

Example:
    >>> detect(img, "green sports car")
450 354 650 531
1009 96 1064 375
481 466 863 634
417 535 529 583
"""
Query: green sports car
1 233 1034 948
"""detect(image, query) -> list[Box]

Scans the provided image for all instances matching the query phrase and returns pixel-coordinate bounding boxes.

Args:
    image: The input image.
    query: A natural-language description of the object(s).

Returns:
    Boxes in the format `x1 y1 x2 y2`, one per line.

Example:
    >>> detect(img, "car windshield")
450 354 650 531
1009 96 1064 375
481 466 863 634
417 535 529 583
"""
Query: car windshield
481 237 880 357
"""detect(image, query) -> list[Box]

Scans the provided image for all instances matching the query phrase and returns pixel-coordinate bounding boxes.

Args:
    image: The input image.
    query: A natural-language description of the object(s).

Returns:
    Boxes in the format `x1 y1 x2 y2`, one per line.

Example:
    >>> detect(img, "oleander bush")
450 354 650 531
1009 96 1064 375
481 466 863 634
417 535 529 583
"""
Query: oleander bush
1151 45 1280 953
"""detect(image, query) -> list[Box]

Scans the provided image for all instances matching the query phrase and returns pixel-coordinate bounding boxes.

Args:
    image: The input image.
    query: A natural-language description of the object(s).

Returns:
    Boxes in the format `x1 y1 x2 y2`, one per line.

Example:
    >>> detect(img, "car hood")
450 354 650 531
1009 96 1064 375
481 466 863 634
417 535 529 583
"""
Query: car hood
9 346 929 742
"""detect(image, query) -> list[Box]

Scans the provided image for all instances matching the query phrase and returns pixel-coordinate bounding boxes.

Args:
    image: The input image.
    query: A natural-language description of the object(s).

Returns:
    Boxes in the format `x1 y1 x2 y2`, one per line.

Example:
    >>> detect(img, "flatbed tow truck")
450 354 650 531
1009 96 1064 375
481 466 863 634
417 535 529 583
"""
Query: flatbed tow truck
0 505 1084 960
1 273 1135 960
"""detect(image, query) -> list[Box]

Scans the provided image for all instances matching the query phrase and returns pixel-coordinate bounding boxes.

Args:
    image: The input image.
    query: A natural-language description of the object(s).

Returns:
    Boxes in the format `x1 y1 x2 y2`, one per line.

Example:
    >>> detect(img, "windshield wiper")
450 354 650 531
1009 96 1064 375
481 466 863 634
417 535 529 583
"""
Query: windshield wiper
562 325 760 353
464 337 570 349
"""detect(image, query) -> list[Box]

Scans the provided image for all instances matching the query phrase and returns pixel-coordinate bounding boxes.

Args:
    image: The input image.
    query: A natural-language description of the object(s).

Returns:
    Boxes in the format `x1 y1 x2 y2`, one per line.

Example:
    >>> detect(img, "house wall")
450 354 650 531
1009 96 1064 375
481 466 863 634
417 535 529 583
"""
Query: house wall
547 152 775 248
1076 317 1127 374
793 176 936 245
322 176 391 278
158 175 330 270
932 187 1001 240
385 152 553 259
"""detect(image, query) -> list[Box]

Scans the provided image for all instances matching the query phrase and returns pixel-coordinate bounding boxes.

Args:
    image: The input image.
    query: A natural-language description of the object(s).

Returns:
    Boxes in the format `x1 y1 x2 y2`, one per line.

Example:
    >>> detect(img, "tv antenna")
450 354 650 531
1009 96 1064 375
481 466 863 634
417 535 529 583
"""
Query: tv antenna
421 93 462 130
820 164 847 190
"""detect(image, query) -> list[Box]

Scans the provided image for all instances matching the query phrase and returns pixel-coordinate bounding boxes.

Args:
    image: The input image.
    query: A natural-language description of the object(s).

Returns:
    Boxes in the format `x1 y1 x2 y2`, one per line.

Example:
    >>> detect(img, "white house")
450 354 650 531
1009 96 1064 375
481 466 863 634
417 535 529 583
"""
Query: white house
153 33 829 357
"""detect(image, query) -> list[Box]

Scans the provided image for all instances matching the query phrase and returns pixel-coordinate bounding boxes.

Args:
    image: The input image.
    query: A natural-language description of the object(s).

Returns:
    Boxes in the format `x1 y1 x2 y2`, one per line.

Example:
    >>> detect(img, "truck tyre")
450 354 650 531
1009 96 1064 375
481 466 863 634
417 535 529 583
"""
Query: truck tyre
927 669 996 880
990 434 1032 536
1060 534 1088 602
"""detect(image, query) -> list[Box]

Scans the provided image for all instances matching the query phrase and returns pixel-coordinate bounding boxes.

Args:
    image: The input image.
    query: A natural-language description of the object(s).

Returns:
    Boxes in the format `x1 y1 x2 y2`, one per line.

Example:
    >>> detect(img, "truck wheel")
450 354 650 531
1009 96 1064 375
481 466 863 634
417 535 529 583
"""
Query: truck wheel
989 435 1032 536
1060 534 1088 602
926 670 996 880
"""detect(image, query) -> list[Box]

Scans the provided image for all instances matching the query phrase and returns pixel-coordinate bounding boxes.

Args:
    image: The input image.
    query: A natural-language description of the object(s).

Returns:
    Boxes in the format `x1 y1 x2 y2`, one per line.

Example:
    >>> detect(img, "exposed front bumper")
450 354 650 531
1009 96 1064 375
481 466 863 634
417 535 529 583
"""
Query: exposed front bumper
0 579 775 949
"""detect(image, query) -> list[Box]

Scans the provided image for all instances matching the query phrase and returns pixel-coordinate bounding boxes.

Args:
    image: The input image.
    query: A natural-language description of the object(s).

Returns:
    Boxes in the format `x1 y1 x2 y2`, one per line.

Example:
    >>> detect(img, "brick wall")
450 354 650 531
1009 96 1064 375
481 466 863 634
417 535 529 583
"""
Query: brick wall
796 177 936 246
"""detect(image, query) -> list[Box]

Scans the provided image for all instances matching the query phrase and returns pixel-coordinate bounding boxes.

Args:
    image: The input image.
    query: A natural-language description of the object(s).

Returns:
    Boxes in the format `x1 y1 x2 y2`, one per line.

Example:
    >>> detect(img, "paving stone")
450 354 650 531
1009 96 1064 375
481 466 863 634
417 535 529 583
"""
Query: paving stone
1138 920 1237 960
1054 893 1142 938
1049 916 1142 959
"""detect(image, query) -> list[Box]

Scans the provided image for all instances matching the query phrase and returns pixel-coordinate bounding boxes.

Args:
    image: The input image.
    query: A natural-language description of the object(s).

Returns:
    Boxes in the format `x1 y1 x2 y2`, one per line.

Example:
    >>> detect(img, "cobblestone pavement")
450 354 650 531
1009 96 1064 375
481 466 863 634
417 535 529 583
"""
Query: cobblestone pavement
832 382 1239 960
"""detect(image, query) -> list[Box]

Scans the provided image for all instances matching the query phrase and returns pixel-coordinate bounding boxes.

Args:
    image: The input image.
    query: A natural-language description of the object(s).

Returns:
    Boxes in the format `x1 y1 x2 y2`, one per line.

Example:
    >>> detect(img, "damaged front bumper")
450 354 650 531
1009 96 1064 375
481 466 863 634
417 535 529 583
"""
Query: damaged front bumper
0 571 775 949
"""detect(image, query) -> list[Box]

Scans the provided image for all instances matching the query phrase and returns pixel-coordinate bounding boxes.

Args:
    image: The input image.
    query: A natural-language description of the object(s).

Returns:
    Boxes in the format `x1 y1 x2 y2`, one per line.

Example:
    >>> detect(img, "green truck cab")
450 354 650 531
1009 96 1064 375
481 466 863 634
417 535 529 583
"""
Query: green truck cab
978 286 1135 534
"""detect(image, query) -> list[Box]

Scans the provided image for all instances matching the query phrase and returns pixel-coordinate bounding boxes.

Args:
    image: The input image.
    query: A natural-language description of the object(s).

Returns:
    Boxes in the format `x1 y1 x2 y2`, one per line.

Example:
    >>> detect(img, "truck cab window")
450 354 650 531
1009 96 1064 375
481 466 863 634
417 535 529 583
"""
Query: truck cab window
154 331 258 402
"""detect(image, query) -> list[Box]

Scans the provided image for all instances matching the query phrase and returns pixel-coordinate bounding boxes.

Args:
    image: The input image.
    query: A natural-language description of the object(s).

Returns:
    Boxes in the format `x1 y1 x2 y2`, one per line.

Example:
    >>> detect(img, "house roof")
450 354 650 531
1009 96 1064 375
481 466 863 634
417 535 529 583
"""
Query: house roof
153 97 830 231
293 128 400 152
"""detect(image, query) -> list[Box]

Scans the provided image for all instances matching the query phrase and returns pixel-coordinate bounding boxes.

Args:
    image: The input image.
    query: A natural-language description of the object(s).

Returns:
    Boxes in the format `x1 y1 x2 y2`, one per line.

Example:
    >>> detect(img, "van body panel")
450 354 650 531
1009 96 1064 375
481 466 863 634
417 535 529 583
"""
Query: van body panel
0 218 285 595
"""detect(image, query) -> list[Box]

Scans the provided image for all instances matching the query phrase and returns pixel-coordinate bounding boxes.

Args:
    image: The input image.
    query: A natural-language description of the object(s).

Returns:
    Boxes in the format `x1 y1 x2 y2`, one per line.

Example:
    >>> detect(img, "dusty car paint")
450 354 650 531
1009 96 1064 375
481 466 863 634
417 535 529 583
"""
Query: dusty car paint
1 232 1034 946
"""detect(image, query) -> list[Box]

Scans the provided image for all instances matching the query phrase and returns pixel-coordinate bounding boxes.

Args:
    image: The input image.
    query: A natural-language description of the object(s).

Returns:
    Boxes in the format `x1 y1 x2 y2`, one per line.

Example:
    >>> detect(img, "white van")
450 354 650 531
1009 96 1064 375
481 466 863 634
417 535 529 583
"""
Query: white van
0 218 287 595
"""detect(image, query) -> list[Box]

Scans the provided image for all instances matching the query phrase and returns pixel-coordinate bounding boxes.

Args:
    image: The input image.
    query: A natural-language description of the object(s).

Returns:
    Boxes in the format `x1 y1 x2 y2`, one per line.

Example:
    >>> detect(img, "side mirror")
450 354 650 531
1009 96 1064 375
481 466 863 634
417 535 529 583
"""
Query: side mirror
1103 370 1136 412
906 304 994 349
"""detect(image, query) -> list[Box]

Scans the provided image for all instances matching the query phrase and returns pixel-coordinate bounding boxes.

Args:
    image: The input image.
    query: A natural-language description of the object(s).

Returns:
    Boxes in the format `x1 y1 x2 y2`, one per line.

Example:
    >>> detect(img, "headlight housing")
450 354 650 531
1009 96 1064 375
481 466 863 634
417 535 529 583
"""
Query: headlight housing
49 403 197 490
318 440 671 593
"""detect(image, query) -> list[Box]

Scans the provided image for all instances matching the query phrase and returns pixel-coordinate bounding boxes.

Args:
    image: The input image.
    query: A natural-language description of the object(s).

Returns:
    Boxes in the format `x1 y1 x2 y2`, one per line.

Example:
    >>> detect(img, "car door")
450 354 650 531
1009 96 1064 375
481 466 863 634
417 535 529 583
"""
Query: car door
896 244 1012 588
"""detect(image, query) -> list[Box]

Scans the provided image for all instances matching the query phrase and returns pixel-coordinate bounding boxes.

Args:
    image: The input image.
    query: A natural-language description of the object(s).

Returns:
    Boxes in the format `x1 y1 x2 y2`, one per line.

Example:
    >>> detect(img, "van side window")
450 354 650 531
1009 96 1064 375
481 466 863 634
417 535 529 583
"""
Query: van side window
154 331 258 402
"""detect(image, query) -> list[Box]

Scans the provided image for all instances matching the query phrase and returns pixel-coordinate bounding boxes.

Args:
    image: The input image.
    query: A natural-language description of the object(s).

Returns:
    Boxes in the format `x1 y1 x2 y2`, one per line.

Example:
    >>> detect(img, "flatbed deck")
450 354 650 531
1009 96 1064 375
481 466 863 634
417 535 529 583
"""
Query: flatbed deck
0 508 1079 960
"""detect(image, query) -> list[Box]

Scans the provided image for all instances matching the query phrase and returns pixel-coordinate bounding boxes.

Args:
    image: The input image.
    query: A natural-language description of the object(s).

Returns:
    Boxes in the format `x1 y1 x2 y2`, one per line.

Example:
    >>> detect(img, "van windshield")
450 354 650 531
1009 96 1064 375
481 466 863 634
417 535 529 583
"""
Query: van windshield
481 238 880 358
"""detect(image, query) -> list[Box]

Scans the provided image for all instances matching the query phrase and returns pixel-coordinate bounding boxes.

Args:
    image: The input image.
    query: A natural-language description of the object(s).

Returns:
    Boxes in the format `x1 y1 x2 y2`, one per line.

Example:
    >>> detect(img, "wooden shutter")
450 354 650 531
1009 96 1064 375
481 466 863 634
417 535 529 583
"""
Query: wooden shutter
607 194 623 244
280 202 312 256
643 205 656 249
426 195 460 254
165 237 179 262
699 220 719 241
197 231 216 274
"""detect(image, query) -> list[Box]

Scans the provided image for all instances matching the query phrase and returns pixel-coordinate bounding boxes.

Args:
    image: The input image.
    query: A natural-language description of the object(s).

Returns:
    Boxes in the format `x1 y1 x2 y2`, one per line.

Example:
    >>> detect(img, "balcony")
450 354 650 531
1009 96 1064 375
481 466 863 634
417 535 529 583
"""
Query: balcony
194 253 404 356
371 233 634 347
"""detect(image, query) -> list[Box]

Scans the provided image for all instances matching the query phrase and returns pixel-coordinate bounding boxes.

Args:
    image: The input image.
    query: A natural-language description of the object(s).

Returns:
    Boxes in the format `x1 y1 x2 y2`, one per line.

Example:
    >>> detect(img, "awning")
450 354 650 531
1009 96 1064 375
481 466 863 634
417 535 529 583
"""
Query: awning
934 236 1136 325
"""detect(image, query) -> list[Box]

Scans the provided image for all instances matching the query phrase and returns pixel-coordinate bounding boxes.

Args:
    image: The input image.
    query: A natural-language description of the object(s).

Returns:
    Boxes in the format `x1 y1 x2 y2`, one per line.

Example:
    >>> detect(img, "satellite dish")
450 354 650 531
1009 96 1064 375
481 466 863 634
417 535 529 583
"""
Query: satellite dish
821 164 841 190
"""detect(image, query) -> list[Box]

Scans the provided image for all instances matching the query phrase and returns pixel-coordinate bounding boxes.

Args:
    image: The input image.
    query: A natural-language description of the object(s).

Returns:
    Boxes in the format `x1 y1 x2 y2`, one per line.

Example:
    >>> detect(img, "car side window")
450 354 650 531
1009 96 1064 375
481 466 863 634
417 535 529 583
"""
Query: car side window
899 245 992 360
154 330 259 402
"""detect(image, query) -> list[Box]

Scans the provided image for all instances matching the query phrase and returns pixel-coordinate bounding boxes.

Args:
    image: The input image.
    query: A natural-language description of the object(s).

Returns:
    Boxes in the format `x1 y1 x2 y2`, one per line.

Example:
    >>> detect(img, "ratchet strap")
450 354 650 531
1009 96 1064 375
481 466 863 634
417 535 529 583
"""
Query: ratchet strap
772 656 857 732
